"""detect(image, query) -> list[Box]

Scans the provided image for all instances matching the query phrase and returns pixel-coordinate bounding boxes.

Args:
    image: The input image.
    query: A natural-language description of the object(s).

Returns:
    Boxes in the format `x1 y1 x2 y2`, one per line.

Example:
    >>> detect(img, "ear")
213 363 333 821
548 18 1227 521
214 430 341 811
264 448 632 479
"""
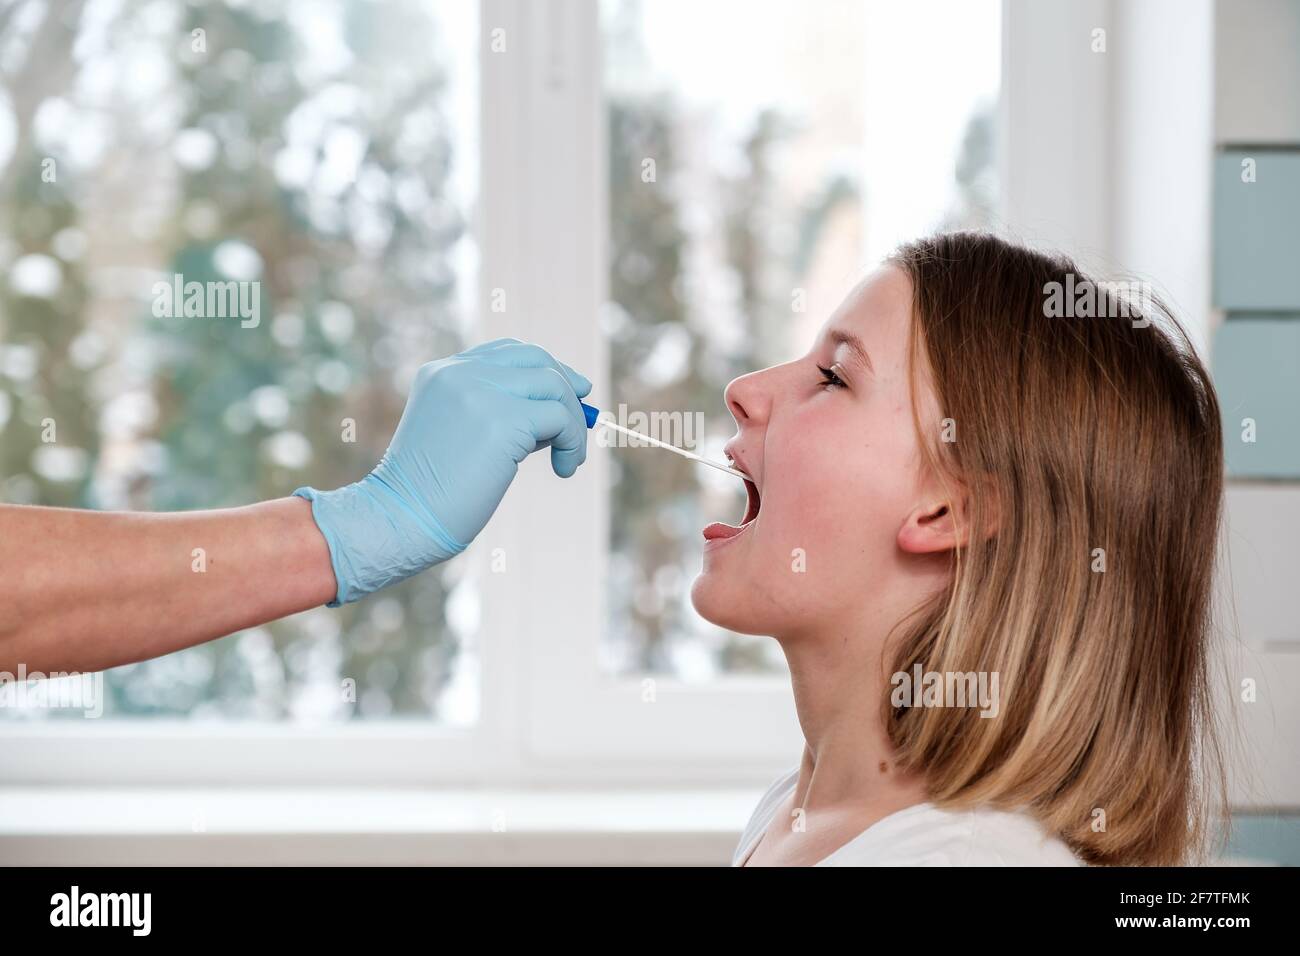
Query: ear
896 486 997 555
897 499 962 555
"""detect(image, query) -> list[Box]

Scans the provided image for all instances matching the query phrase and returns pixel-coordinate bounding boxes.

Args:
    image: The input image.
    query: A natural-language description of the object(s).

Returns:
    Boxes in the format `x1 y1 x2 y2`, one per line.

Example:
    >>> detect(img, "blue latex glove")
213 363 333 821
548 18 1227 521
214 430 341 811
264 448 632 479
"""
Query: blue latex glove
294 338 592 606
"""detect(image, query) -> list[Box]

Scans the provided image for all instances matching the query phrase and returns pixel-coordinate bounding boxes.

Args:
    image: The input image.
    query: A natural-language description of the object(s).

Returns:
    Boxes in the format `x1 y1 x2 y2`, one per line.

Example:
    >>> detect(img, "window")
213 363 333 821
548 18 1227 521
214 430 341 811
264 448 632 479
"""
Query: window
2 0 1003 784
0 0 479 723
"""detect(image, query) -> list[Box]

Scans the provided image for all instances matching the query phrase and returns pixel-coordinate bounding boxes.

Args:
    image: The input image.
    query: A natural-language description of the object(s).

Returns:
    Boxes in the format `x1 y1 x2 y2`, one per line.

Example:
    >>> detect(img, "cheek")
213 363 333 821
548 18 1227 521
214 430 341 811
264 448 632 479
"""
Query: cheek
765 410 915 566
764 428 845 549
747 446 853 611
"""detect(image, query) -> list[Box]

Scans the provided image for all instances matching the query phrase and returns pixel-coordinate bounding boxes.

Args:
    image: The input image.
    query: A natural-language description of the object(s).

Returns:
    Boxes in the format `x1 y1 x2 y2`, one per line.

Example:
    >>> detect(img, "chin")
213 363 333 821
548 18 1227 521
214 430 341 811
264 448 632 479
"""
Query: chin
689 571 728 627
690 570 773 636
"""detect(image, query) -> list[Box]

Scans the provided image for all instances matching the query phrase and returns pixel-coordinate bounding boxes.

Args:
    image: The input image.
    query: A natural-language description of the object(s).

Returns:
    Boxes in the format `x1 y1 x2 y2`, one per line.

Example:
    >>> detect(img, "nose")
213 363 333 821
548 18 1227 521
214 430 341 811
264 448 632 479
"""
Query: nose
724 366 774 430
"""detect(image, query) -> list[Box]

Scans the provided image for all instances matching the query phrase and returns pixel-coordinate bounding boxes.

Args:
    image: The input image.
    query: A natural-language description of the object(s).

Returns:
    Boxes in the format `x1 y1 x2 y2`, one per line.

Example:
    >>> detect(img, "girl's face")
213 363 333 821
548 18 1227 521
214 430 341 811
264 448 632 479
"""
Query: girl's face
691 265 948 639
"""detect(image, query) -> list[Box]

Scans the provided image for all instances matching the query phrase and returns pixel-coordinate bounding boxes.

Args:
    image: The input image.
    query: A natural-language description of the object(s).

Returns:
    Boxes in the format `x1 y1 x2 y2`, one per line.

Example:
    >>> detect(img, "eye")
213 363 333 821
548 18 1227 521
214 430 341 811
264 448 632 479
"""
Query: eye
817 363 846 389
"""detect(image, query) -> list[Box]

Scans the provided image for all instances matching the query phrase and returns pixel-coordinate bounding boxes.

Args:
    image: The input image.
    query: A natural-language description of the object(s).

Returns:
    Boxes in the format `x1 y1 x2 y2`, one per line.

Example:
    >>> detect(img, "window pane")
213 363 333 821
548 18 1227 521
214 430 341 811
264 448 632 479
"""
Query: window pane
0 0 479 721
602 0 1000 678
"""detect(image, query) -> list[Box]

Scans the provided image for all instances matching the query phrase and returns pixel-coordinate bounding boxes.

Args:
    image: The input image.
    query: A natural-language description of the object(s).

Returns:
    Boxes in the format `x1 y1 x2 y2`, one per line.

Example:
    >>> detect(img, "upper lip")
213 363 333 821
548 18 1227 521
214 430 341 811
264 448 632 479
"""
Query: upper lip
723 441 755 485
723 440 761 525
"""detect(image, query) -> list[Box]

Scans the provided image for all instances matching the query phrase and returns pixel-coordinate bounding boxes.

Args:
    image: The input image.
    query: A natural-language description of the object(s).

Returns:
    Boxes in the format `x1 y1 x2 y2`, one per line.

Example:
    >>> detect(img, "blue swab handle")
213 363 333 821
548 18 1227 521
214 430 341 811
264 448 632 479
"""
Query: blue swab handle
577 400 748 481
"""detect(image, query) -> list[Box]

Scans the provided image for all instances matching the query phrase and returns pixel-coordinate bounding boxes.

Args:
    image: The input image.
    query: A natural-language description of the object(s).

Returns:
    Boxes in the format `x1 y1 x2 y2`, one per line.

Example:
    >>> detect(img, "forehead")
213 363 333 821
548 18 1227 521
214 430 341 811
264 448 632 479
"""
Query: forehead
821 265 914 357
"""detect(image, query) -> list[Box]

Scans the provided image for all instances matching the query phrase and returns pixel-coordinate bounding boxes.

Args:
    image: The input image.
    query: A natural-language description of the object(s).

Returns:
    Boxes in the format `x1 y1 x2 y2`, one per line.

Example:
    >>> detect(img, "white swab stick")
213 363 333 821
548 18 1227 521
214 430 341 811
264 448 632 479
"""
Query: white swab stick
593 418 750 482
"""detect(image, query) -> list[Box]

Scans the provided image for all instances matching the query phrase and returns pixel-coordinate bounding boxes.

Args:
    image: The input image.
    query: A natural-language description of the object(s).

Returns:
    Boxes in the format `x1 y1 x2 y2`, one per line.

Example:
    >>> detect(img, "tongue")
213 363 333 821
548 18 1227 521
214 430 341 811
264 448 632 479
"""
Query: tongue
702 522 744 541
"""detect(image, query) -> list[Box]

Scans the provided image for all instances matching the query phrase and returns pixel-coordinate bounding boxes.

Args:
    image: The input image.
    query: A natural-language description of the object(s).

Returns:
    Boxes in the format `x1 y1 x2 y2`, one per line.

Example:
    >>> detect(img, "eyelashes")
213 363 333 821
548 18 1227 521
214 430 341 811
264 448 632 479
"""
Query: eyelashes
817 363 846 389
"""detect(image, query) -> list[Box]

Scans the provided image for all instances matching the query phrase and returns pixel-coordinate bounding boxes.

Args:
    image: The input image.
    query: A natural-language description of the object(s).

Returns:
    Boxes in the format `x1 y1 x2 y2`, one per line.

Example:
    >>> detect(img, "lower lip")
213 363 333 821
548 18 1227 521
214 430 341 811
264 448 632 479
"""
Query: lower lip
702 520 753 550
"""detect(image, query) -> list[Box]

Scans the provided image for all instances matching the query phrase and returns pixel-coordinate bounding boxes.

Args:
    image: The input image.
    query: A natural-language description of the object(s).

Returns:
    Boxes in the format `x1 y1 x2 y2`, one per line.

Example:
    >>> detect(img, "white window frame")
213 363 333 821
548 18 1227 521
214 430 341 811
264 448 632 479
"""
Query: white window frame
461 0 803 783
4 0 1076 791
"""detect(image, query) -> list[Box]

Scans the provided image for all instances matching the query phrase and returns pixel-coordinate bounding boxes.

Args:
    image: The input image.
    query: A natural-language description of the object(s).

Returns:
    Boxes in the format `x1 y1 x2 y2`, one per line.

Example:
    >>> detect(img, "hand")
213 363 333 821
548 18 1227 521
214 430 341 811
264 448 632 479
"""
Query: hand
294 339 592 605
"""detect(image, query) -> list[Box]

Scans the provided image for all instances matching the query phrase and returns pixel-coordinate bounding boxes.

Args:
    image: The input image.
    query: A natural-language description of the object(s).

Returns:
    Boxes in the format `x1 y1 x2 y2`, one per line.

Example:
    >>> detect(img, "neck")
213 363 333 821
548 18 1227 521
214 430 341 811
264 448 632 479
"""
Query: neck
782 605 930 812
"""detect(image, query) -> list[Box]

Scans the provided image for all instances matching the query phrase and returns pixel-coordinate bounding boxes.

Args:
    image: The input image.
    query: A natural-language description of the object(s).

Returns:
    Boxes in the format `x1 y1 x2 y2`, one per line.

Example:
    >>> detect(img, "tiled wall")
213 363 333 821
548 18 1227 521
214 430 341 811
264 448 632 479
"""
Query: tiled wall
1213 152 1300 477
1212 2 1300 477
1210 1 1300 825
1225 813 1300 866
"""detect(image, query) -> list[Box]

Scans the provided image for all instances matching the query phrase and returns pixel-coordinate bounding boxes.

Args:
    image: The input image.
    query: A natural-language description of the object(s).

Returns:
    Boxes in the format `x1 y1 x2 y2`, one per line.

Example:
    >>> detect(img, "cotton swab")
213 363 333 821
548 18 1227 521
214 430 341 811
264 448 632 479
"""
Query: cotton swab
580 402 750 482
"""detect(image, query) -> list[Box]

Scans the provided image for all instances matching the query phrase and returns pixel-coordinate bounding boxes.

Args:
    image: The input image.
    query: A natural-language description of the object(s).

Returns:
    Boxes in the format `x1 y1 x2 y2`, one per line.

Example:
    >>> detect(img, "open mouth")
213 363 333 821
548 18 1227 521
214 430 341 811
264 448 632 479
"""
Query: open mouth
702 477 761 542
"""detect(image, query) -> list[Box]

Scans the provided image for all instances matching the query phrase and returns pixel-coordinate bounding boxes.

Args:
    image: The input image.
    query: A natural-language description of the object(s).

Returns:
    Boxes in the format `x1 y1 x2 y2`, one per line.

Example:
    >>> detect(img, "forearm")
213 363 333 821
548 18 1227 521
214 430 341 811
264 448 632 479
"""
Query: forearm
0 497 336 673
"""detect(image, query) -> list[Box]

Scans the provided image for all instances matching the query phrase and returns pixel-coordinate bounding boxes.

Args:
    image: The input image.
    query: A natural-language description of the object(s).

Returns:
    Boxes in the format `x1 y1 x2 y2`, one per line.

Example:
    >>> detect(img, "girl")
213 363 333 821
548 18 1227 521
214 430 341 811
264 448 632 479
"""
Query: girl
693 232 1229 866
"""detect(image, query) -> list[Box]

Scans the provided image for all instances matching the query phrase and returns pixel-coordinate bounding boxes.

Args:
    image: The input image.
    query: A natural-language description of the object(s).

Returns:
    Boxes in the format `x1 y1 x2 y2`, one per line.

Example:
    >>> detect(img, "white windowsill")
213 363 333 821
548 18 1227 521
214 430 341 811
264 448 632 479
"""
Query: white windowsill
0 786 759 866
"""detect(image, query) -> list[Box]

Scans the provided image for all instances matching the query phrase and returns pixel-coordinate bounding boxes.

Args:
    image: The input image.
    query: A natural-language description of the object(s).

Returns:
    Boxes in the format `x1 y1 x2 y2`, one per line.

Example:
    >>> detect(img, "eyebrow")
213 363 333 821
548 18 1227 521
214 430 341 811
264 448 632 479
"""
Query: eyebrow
828 329 874 374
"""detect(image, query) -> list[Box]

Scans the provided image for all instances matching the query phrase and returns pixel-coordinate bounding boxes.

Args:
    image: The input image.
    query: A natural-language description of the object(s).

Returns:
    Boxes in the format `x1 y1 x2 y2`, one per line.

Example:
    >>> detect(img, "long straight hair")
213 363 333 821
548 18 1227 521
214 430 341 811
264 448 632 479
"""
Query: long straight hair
885 232 1229 866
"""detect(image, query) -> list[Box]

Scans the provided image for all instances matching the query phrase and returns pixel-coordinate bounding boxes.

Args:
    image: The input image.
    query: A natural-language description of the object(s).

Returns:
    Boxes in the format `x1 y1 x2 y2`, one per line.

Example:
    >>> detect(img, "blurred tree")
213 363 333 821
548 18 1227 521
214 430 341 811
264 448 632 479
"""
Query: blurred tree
0 0 475 720
941 101 998 230
0 0 95 508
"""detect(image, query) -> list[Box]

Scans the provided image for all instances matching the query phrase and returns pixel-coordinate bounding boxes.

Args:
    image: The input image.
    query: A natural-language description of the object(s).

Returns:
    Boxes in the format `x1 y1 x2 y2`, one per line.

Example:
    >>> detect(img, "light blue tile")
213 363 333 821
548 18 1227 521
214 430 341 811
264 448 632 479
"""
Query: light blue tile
1223 813 1300 866
1214 150 1300 310
1213 316 1300 477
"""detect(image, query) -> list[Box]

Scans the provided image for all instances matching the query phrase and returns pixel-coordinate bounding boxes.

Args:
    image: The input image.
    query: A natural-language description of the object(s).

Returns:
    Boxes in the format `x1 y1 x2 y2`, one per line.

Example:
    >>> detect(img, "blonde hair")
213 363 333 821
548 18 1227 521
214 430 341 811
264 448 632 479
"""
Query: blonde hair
884 232 1230 866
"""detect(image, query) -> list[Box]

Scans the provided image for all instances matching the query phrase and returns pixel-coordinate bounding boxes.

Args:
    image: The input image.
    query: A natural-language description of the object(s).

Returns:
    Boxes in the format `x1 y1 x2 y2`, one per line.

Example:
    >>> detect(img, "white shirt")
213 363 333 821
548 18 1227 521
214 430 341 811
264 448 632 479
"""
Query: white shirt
732 766 1083 866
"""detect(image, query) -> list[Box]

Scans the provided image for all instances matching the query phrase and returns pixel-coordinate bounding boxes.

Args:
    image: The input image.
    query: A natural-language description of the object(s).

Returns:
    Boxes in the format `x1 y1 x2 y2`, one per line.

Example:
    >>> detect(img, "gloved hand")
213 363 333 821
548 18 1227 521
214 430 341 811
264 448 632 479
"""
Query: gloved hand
294 338 592 606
